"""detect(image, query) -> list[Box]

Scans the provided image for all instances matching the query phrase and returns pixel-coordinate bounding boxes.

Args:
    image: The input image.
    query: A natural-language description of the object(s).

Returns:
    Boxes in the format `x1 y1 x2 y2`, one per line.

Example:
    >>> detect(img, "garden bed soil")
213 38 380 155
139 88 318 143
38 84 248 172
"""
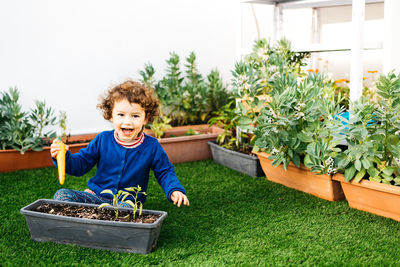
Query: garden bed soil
35 203 161 223
21 199 168 254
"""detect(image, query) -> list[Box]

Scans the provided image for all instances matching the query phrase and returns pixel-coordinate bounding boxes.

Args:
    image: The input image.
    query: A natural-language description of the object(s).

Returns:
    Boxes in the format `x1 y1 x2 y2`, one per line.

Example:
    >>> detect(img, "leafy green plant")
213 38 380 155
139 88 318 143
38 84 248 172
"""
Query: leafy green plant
150 116 172 138
333 80 350 110
139 51 233 126
184 128 200 136
231 38 309 97
99 186 147 219
30 100 57 141
208 101 254 154
335 71 400 184
0 87 57 153
239 72 345 172
139 63 156 88
58 111 68 142
207 69 230 112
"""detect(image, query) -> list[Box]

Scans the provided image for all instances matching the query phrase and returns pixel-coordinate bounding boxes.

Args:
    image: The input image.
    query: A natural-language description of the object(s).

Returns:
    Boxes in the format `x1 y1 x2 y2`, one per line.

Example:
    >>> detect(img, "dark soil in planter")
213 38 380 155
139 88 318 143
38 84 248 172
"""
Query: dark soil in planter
35 203 161 223
217 142 254 155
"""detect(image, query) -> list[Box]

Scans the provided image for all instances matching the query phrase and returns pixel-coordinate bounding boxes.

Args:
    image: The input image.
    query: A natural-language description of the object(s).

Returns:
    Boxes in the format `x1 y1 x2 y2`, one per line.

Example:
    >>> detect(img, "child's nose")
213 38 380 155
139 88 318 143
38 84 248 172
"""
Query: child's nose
123 116 134 124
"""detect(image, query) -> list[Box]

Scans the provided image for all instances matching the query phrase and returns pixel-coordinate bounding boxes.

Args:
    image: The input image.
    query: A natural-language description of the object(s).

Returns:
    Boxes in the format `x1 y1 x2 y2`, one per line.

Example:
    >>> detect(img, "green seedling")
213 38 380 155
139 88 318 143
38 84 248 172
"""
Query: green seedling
98 186 146 219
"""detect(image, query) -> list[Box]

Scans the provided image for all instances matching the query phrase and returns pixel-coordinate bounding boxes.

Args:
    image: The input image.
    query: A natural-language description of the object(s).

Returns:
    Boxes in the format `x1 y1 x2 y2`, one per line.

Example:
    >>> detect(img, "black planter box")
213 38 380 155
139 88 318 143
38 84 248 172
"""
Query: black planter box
208 141 264 177
20 199 168 254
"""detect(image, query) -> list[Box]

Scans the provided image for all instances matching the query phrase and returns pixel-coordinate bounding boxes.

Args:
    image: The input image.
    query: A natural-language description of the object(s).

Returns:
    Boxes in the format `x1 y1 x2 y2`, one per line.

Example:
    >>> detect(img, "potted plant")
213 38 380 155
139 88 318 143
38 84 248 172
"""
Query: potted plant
241 71 346 201
333 71 400 220
140 51 233 126
207 101 264 177
20 186 167 254
145 122 224 164
0 88 97 172
138 51 229 163
232 38 309 98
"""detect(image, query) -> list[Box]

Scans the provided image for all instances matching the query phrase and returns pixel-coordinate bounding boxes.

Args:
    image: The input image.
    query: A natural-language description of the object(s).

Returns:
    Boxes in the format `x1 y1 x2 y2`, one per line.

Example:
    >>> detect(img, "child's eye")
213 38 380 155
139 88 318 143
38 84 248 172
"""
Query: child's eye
132 115 140 118
118 113 124 117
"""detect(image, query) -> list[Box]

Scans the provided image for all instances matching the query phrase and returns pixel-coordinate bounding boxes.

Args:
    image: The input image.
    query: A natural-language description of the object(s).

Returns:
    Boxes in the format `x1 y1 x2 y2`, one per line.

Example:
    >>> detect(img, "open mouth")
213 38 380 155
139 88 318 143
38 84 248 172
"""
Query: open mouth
121 128 134 136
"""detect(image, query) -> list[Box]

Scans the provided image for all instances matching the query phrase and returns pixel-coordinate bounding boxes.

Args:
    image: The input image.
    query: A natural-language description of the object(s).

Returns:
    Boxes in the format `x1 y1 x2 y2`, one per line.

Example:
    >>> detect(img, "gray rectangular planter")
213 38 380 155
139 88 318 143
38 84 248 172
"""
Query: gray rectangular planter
20 199 168 254
208 141 264 177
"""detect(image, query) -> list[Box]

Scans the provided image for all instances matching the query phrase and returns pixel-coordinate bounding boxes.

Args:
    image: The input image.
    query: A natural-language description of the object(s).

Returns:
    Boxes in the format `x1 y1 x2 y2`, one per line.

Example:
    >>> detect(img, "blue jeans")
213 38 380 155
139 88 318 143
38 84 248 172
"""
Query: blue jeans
53 189 131 208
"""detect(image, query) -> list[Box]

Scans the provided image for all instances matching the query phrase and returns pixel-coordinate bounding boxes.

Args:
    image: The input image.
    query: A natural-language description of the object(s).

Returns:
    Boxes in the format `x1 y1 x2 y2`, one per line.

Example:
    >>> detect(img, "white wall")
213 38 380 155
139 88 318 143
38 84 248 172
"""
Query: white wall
0 0 239 135
383 0 400 74
315 3 384 85
240 2 384 87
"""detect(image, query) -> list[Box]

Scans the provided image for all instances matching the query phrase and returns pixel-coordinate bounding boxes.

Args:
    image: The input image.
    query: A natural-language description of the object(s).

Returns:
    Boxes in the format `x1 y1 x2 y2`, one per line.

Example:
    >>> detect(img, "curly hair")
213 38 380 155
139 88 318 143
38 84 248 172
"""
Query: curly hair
97 80 160 123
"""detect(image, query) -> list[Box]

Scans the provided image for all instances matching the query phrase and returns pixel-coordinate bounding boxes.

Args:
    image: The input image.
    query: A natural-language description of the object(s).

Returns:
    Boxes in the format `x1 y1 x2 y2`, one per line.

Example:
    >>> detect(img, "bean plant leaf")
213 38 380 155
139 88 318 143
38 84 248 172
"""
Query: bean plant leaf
288 149 293 158
344 166 357 182
292 153 300 167
238 116 253 126
381 174 393 181
100 189 113 195
139 202 143 216
124 187 136 192
370 176 382 183
353 168 366 183
338 157 351 169
394 177 400 185
121 193 131 203
298 132 313 143
125 200 135 208
354 159 362 171
98 203 111 209
382 167 395 176
253 145 260 153
361 158 371 170
367 166 380 179
304 154 312 167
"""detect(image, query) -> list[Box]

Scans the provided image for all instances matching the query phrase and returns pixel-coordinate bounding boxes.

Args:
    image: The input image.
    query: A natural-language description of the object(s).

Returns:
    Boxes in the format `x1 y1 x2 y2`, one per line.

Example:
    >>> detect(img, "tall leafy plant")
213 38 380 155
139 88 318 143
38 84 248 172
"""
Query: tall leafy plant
231 38 309 97
208 100 254 154
336 72 400 184
239 72 345 173
0 87 57 153
139 51 233 126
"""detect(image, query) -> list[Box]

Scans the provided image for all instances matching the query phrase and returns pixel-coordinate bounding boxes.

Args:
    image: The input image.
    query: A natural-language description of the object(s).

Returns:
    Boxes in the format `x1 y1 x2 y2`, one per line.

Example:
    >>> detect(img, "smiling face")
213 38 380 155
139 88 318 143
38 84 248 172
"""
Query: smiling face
110 98 147 142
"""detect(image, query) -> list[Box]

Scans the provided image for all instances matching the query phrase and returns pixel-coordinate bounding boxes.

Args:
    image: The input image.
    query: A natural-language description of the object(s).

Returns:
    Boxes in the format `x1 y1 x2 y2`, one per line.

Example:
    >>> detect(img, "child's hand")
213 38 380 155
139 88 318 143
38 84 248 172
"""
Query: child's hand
170 191 190 207
50 139 69 158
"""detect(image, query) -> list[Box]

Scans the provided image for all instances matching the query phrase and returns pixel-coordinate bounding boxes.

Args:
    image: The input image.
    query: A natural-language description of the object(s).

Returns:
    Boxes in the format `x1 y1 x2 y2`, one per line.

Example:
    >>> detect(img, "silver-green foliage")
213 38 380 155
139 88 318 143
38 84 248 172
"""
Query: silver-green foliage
0 87 57 153
99 186 147 219
240 72 345 173
231 38 309 97
336 71 400 184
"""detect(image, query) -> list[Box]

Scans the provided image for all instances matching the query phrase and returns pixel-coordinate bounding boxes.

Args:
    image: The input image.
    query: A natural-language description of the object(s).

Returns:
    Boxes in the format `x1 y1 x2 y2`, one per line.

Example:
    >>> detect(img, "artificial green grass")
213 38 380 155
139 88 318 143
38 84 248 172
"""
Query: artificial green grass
2 160 400 266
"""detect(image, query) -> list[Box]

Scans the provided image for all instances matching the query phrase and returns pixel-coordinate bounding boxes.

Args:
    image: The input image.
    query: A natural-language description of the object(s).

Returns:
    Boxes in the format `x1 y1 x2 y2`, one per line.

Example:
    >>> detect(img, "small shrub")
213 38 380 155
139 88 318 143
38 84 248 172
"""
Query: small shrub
0 87 57 153
139 51 233 126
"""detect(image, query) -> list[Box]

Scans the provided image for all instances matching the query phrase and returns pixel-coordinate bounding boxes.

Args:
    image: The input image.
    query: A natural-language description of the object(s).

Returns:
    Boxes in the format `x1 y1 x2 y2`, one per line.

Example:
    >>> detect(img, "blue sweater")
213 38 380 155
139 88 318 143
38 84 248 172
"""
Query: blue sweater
53 130 186 203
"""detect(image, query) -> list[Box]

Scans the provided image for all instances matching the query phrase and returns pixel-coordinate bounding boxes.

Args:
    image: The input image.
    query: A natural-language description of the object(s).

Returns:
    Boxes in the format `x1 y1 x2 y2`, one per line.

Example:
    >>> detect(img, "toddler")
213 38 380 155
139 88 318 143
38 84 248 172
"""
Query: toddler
51 80 190 207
